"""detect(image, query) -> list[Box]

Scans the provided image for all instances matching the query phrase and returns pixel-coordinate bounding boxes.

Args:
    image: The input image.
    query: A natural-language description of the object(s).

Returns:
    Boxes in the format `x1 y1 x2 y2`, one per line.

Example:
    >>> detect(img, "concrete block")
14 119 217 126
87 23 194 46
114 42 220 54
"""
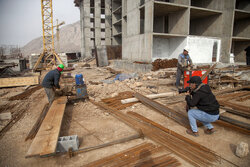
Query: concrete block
56 135 79 152
0 112 11 120
97 46 109 67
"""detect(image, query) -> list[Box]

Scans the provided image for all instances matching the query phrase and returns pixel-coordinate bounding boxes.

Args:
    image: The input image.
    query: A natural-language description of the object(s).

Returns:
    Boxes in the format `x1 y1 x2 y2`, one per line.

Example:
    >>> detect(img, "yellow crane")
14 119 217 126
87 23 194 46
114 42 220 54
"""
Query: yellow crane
33 0 64 71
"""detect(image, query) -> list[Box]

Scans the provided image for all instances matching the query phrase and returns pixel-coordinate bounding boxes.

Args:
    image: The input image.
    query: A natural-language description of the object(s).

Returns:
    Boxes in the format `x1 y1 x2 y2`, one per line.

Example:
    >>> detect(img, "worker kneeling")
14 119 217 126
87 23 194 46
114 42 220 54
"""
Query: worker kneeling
184 76 220 137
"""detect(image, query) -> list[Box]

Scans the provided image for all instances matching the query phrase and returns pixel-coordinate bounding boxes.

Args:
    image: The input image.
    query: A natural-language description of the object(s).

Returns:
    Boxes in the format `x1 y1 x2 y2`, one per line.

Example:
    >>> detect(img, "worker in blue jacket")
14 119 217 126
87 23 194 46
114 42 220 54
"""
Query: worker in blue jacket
42 64 64 105
176 47 193 88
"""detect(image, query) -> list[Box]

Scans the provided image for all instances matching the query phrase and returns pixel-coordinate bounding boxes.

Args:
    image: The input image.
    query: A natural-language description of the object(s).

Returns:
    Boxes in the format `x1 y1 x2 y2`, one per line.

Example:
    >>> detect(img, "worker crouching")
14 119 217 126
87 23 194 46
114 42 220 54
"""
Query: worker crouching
184 76 220 137
42 64 64 105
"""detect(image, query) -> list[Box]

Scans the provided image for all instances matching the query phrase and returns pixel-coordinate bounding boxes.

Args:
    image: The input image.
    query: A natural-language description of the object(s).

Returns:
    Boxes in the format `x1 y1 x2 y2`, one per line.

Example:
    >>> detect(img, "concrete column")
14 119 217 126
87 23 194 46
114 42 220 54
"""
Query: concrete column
105 0 112 45
144 0 154 62
95 0 101 46
79 0 85 59
82 0 92 58
219 0 235 63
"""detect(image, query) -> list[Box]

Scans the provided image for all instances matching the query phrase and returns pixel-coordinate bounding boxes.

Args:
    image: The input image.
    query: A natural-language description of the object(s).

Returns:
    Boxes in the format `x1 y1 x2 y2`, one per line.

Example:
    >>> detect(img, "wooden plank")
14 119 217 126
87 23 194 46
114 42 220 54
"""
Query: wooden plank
201 63 217 81
26 96 67 158
0 76 39 88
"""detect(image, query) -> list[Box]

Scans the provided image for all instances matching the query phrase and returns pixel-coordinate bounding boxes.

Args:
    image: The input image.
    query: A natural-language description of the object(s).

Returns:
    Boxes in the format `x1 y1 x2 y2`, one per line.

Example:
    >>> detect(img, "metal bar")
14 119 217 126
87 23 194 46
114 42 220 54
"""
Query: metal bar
219 115 250 130
214 86 250 96
84 143 155 167
220 106 250 119
214 120 250 135
127 112 217 156
134 92 189 128
90 100 220 166
70 132 143 157
219 100 250 113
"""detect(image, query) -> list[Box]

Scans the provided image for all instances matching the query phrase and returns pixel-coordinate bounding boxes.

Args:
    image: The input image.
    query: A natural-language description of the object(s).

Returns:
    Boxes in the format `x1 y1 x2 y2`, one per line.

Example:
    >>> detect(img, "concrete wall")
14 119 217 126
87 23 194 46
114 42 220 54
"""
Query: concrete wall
232 41 249 63
75 0 249 65
152 36 221 63
29 54 41 69
152 37 186 60
187 36 221 63
190 14 222 37
3 59 23 71
122 0 153 62
57 53 68 67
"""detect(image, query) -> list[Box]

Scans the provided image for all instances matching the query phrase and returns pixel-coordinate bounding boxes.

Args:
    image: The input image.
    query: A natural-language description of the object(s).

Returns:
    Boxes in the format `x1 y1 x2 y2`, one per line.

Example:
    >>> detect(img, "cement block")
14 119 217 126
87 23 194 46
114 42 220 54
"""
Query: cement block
56 135 79 152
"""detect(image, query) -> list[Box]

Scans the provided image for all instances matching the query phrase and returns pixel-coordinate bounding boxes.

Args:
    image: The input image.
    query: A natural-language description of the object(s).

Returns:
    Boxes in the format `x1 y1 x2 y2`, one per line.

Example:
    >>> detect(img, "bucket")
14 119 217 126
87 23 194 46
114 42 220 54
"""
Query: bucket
75 74 84 85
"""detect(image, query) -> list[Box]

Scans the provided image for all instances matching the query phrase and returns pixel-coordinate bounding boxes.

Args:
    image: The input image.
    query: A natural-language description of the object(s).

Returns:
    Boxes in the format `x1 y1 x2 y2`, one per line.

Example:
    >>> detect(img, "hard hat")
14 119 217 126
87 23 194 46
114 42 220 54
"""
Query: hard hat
184 46 190 52
58 64 64 69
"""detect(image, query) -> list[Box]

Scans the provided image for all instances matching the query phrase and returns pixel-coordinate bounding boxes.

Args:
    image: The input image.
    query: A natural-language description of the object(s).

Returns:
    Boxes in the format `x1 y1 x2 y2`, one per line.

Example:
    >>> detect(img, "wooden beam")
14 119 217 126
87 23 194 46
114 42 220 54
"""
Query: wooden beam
26 96 67 158
121 92 177 104
0 76 39 88
134 92 190 128
201 63 217 81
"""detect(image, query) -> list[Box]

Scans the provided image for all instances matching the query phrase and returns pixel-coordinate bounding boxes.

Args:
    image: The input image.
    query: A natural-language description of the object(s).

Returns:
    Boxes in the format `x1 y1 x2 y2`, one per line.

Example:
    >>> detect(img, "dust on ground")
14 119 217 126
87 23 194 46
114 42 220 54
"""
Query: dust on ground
0 60 249 167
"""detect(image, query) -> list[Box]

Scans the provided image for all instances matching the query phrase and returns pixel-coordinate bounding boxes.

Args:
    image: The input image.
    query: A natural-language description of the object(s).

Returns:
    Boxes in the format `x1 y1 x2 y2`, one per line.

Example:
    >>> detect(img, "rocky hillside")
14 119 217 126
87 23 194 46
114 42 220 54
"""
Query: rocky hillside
21 21 81 57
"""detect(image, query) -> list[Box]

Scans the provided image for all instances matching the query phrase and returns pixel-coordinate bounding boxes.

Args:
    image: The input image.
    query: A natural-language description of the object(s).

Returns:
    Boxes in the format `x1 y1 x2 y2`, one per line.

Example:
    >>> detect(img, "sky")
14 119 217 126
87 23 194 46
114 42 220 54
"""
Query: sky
0 0 80 47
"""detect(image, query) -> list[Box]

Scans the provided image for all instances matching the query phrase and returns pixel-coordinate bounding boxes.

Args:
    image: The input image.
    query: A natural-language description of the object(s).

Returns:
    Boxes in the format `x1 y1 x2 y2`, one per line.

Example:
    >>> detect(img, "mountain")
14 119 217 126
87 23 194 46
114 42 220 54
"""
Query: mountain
21 20 81 57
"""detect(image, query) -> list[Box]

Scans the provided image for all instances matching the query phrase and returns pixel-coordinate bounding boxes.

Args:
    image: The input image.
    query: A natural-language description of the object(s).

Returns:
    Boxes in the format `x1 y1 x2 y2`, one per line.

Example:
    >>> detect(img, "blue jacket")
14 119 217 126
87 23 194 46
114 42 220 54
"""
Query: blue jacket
177 53 193 69
42 69 61 88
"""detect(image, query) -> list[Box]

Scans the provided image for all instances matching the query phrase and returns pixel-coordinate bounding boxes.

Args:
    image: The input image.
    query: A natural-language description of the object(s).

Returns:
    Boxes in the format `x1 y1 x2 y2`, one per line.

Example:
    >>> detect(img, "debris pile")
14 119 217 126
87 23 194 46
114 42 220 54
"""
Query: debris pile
152 58 178 71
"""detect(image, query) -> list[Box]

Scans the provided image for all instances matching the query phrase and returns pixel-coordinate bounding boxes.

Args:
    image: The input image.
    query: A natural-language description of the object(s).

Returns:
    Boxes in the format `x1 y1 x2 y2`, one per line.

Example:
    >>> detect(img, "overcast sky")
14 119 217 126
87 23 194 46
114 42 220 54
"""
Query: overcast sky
0 0 80 47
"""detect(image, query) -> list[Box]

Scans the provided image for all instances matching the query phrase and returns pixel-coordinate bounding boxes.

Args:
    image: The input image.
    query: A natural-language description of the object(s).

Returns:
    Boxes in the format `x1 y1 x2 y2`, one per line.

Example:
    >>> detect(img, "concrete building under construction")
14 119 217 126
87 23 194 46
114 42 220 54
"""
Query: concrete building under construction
75 0 250 66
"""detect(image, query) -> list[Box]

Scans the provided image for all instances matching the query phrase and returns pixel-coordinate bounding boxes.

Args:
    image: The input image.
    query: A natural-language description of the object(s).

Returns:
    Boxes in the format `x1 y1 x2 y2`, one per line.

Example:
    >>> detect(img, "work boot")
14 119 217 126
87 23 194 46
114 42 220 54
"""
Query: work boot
186 129 199 137
204 128 215 135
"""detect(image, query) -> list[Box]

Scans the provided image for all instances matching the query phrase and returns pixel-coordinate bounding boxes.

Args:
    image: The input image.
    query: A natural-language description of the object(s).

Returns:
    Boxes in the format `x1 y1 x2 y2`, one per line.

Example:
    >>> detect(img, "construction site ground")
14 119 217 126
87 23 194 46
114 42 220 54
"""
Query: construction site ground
0 61 249 167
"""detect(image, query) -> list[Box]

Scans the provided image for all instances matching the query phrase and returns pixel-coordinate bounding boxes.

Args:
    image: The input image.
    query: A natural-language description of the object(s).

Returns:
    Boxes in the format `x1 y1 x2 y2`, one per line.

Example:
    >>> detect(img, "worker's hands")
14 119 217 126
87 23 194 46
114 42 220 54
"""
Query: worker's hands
185 95 191 101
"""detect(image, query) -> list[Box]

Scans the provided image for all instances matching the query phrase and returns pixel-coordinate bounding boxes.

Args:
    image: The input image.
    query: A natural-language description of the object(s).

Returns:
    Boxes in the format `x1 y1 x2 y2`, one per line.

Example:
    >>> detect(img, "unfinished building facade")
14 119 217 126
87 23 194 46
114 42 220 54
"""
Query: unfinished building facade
75 0 250 65
75 0 112 58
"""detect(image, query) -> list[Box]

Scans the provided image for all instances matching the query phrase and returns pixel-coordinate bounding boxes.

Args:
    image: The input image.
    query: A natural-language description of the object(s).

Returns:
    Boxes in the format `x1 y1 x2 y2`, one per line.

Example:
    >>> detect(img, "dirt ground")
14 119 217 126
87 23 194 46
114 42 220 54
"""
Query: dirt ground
0 61 249 167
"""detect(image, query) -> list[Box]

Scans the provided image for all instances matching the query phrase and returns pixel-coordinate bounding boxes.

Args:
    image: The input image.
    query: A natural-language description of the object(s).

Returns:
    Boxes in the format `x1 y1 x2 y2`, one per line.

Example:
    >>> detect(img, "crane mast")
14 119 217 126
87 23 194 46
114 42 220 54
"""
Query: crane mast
33 0 64 71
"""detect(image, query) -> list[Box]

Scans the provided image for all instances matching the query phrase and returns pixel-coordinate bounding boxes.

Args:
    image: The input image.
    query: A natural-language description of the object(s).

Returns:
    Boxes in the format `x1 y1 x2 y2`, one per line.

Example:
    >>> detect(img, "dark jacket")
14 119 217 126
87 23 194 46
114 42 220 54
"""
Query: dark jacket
185 84 219 115
245 46 250 56
42 69 61 89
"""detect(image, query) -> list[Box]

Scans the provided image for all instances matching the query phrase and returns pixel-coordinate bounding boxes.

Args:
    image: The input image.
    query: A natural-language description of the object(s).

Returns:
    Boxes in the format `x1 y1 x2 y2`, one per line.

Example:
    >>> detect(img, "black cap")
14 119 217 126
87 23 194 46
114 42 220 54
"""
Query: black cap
187 76 202 84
